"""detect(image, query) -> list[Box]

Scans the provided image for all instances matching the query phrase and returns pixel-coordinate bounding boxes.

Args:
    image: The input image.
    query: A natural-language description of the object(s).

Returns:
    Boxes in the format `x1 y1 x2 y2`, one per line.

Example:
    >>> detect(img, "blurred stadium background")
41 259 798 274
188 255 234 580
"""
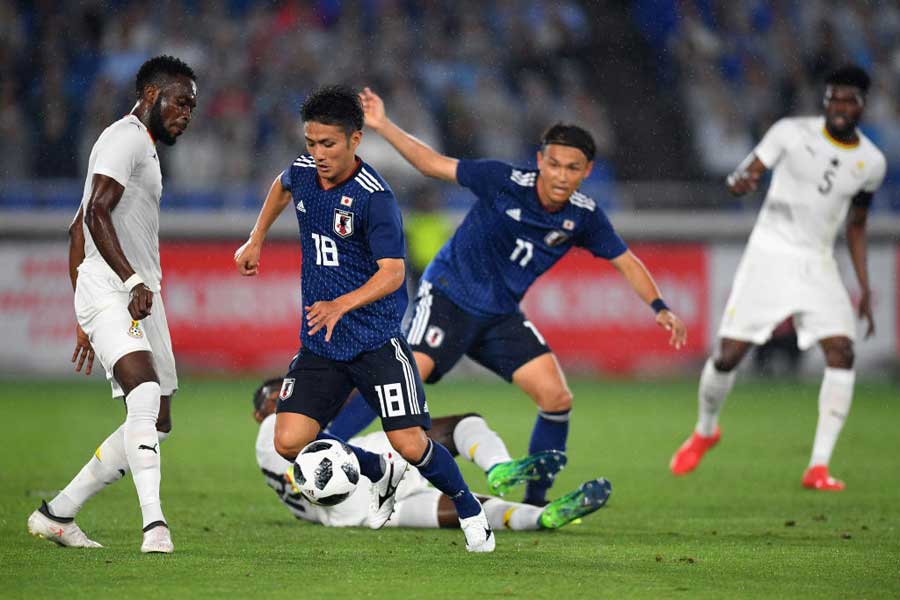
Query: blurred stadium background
1 0 898 380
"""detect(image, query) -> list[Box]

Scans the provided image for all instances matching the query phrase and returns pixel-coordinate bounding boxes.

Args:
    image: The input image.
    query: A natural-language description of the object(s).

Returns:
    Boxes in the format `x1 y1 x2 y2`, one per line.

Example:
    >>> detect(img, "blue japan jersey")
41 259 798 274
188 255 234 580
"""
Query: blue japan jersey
423 159 628 317
281 155 407 361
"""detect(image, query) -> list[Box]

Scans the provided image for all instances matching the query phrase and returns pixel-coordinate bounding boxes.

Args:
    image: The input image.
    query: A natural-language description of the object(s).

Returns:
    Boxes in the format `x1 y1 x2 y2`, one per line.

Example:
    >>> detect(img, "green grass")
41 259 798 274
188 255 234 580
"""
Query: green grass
1 377 899 599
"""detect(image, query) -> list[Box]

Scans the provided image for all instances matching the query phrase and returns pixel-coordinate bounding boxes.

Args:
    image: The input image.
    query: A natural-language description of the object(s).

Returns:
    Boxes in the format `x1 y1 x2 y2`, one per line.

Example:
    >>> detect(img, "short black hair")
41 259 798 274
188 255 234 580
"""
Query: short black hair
540 123 596 162
135 55 196 98
826 65 871 94
300 85 364 136
252 377 284 412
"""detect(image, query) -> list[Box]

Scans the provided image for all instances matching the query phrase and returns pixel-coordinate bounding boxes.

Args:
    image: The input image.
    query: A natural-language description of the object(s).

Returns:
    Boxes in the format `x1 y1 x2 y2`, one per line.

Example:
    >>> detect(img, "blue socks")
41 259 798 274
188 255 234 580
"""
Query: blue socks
326 391 378 440
414 439 481 519
524 409 570 505
316 431 383 482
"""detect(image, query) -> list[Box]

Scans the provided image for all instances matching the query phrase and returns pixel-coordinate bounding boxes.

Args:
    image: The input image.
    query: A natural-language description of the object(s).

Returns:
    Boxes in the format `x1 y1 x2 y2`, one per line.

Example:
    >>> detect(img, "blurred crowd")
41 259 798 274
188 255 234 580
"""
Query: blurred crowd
634 0 900 179
0 0 615 199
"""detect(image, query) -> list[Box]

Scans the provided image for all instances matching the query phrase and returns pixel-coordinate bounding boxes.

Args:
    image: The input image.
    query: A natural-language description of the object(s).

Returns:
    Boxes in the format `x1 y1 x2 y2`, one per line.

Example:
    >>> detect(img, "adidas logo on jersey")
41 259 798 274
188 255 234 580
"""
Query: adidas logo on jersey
296 200 306 213
505 208 521 221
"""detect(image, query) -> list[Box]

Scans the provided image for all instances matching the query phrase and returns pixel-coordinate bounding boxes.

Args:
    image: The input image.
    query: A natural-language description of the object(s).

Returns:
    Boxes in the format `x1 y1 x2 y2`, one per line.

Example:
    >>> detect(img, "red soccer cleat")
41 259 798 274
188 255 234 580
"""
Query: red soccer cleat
802 465 845 491
669 427 721 476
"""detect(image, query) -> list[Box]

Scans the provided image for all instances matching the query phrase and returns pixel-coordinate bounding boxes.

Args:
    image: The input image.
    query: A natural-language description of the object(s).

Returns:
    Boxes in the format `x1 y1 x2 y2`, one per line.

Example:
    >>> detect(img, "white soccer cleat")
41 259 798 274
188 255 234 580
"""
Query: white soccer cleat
140 523 174 554
368 452 408 529
27 502 103 548
459 507 495 553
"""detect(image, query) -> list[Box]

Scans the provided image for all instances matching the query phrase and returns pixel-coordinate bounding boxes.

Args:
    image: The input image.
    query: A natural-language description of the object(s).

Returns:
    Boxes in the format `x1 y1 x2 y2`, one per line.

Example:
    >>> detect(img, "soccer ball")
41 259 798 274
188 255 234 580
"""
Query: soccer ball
291 439 360 506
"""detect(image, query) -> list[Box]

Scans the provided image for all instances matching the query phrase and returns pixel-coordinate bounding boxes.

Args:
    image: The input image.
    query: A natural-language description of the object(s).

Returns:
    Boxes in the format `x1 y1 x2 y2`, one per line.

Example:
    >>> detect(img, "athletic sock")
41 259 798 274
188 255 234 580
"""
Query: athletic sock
524 409 570 505
414 439 481 519
316 431 384 482
809 368 855 467
481 497 542 531
452 415 512 472
326 391 377 440
124 382 165 528
696 357 736 437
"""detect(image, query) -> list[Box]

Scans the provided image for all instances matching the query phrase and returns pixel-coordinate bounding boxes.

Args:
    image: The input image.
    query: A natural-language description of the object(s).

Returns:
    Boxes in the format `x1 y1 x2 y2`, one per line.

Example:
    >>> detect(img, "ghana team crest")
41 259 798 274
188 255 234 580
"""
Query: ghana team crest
127 320 143 339
279 378 295 401
334 208 354 238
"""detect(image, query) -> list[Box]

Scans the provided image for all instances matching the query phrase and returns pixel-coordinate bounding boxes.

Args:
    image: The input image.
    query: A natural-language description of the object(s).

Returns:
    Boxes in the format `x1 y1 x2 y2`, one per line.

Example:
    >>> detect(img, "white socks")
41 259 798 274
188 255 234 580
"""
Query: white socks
482 497 542 531
809 368 854 467
452 415 512 472
124 382 165 528
696 358 737 437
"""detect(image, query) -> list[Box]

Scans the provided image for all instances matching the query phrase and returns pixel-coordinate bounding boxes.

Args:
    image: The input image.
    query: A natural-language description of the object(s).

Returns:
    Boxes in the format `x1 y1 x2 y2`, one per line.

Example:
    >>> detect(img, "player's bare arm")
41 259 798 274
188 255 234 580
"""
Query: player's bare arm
610 250 687 349
305 257 405 342
67 205 94 375
83 173 153 320
846 200 875 337
359 87 459 182
235 174 294 276
726 155 767 196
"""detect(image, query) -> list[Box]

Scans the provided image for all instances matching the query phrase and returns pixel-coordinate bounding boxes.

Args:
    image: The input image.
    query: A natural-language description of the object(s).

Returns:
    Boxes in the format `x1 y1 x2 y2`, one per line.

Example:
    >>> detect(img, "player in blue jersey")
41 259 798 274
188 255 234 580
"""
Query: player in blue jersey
234 85 494 552
338 87 688 507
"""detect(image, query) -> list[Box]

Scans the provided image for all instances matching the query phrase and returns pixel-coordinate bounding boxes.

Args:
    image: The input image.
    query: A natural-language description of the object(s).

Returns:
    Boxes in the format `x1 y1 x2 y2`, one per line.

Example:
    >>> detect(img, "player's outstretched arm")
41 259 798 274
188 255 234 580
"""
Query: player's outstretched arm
84 173 153 320
359 87 459 183
846 201 875 338
726 154 767 196
235 174 293 276
305 257 405 342
67 205 94 375
610 250 687 349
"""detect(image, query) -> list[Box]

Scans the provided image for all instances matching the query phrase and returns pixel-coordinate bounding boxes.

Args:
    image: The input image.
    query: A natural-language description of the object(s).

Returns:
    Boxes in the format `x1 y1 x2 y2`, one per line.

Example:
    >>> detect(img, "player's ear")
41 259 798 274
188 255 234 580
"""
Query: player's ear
349 129 362 149
582 159 594 179
142 84 160 106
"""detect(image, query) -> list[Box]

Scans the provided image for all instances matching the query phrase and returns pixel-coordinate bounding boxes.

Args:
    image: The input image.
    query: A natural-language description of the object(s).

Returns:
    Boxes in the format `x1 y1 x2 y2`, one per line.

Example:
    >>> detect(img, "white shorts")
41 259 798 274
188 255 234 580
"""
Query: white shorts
718 245 856 350
74 271 178 397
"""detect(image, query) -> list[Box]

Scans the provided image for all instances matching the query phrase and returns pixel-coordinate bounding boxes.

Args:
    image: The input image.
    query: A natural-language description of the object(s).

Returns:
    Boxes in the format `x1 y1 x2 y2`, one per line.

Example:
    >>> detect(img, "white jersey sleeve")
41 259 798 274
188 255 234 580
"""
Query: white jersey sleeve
753 118 794 168
91 121 148 187
862 150 887 194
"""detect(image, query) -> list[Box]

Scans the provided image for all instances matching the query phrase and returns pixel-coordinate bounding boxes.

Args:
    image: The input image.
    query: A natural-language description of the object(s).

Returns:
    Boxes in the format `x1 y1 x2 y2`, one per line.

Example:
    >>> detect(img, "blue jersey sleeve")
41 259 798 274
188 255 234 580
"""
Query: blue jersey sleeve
577 210 628 259
456 159 511 203
367 191 406 260
280 165 293 191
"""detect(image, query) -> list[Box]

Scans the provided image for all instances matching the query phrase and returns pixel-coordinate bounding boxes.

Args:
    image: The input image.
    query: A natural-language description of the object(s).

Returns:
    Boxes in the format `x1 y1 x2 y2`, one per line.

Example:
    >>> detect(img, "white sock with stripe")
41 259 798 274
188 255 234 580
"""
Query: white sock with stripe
452 415 512 472
809 368 854 467
696 358 736 437
481 497 542 531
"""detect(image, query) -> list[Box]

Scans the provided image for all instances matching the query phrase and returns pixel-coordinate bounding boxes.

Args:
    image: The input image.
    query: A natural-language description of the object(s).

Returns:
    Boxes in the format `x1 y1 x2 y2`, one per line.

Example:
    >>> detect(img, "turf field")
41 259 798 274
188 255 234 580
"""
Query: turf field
1 377 898 599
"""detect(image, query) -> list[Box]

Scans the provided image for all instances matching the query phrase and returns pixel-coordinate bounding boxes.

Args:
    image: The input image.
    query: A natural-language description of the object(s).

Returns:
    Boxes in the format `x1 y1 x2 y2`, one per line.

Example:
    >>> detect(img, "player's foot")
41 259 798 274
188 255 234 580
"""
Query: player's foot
802 465 845 491
486 450 567 497
27 501 103 548
141 522 174 554
539 478 612 529
368 452 408 529
670 427 721 475
459 507 495 553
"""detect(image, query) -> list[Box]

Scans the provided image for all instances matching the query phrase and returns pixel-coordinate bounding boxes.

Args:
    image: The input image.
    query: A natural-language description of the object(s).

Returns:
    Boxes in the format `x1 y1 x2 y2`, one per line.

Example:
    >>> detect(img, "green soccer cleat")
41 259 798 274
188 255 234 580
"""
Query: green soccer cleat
486 450 567 497
539 478 612 529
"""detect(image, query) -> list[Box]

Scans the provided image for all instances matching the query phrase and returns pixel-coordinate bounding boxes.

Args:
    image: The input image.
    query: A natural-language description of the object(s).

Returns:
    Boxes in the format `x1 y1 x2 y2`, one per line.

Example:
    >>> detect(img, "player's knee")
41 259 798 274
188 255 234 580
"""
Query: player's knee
713 355 740 373
825 342 854 369
537 388 572 412
274 433 305 462
156 417 172 434
388 430 429 463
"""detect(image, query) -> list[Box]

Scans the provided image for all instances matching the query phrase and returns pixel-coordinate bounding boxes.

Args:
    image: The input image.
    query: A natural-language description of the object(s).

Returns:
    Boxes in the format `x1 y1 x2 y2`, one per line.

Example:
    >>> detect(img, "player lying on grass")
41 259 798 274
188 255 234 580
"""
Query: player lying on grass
252 379 612 530
670 65 886 491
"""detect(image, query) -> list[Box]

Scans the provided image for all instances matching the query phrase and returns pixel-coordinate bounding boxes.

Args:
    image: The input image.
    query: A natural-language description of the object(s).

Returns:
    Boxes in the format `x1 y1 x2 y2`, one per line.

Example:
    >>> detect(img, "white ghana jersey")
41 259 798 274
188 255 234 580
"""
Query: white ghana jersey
748 116 885 257
78 115 164 292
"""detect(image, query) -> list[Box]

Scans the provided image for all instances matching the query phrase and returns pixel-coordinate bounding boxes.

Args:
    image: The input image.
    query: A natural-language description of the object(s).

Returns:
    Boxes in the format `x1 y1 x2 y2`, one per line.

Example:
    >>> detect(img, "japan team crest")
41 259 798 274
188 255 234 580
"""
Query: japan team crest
425 325 445 348
127 320 143 339
544 230 570 247
279 378 295 401
334 209 354 238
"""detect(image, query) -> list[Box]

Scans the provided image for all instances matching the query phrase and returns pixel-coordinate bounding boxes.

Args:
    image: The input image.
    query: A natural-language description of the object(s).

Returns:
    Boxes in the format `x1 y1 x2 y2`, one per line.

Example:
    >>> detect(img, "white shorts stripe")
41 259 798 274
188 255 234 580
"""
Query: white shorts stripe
390 338 419 415
407 286 433 345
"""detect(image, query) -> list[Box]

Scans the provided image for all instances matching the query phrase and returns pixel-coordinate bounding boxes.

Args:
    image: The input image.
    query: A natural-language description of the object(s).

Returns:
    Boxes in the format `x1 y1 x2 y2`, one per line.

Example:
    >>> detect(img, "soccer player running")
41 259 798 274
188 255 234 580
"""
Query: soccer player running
234 86 494 552
342 87 687 507
251 379 612 531
670 66 886 491
27 56 197 553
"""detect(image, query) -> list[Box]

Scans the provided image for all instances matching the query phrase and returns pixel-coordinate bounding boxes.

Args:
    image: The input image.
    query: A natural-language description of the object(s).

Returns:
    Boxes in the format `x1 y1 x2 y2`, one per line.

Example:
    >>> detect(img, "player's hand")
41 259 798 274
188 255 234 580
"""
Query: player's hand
726 170 761 196
657 310 687 350
359 87 387 132
128 283 153 320
858 287 876 338
234 240 261 276
71 324 95 375
305 298 352 342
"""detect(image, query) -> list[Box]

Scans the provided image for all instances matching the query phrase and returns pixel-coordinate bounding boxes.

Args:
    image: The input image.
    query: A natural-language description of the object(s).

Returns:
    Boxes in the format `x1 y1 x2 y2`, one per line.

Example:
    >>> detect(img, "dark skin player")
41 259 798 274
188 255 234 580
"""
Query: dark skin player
69 73 197 430
720 82 873 374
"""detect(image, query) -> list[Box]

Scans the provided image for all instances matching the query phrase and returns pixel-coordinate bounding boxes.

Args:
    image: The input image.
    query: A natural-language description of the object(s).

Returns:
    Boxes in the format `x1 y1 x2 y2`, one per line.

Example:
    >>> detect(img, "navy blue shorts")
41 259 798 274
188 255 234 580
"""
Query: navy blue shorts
404 281 551 384
277 337 431 431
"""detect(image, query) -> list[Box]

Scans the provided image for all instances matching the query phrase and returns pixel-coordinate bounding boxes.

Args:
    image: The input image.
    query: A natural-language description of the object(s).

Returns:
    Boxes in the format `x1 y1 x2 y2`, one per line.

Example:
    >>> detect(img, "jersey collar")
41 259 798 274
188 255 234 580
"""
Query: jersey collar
821 126 859 150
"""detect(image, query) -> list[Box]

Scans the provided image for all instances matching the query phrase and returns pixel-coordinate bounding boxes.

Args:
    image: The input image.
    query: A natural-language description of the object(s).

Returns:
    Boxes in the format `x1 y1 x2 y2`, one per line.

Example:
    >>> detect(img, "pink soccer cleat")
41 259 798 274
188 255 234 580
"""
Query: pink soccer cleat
669 427 721 475
802 465 845 491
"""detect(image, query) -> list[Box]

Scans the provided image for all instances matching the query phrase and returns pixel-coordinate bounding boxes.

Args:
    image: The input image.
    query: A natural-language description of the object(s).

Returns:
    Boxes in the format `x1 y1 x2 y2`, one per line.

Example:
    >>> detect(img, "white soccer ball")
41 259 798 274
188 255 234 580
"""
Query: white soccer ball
292 439 360 506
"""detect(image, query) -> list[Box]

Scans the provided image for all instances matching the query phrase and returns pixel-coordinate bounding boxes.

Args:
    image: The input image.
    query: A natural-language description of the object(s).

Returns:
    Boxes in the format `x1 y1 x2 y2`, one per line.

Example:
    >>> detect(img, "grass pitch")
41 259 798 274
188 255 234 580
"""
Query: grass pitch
1 376 898 599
